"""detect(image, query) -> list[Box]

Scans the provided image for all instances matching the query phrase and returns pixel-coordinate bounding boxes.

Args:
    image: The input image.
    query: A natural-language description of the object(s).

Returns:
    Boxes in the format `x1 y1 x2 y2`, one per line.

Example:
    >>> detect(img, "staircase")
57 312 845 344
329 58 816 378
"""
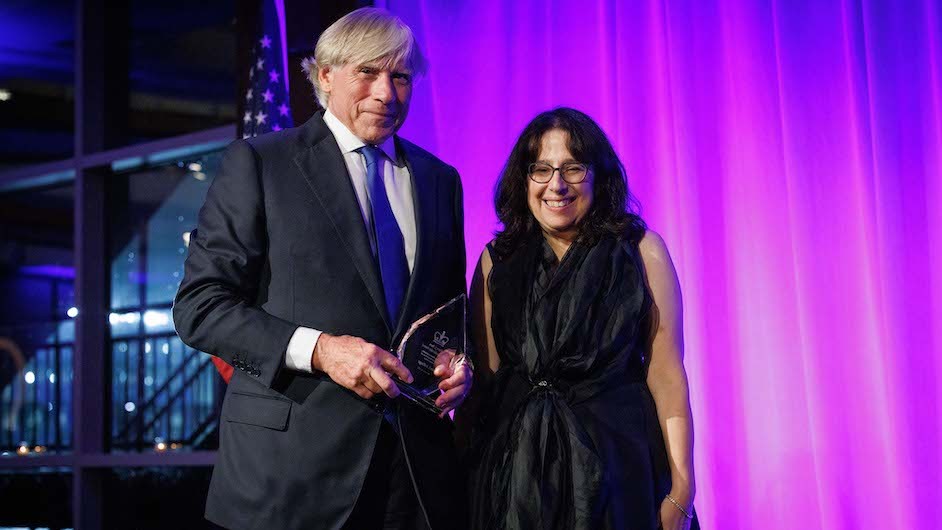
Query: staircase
0 303 222 453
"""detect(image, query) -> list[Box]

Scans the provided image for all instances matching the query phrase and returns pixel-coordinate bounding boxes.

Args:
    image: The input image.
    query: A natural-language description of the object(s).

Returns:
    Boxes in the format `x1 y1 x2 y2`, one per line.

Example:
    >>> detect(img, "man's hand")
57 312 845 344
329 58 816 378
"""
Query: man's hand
432 350 473 417
312 333 413 399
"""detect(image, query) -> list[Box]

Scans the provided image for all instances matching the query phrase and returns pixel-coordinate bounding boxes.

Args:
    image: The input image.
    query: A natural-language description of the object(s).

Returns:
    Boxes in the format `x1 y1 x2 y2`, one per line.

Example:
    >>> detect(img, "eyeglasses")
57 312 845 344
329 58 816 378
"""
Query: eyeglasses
527 162 589 184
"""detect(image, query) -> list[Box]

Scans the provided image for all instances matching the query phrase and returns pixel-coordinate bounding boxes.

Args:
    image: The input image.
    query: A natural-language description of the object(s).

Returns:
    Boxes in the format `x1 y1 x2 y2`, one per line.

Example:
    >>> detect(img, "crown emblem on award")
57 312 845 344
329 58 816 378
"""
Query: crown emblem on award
433 331 450 347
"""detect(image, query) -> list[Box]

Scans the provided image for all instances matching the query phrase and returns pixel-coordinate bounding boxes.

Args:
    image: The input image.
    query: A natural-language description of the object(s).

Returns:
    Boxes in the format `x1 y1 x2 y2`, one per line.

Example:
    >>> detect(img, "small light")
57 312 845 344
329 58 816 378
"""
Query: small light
17 444 29 455
0 89 11 102
67 307 79 318
124 401 136 412
143 310 169 328
144 376 153 386
162 343 170 355
193 171 207 181
108 312 141 326
170 442 180 450
155 442 167 452
24 371 35 385
182 231 191 246
187 162 202 172
145 342 151 353
48 373 55 384
33 446 45 454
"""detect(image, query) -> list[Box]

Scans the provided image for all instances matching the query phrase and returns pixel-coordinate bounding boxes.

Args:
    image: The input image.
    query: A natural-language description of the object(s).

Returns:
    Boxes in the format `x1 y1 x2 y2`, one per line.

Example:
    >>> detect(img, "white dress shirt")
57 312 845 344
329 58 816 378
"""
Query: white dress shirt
284 110 417 372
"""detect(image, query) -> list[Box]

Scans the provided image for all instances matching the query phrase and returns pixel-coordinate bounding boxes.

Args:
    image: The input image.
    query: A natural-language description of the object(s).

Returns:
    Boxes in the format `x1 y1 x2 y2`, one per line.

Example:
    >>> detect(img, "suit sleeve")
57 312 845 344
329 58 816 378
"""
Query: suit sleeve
172 139 298 388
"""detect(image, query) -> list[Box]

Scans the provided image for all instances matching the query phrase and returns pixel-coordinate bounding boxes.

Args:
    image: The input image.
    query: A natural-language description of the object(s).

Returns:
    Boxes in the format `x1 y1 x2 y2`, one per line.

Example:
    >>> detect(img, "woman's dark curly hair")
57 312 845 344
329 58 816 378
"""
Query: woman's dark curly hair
492 107 647 259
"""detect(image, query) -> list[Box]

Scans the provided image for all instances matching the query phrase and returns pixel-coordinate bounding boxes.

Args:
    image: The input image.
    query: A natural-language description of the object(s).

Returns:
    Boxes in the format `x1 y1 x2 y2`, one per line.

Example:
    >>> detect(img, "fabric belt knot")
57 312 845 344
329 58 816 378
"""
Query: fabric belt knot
357 145 409 326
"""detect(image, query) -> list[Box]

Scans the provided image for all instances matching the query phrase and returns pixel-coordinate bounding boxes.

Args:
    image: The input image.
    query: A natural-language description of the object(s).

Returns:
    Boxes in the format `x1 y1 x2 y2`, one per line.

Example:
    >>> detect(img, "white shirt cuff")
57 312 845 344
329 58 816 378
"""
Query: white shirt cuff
285 327 322 373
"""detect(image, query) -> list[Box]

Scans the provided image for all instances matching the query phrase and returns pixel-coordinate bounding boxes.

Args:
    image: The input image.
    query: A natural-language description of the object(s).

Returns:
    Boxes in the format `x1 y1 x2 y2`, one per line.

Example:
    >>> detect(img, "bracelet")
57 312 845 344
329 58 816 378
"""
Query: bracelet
450 353 474 372
665 494 693 519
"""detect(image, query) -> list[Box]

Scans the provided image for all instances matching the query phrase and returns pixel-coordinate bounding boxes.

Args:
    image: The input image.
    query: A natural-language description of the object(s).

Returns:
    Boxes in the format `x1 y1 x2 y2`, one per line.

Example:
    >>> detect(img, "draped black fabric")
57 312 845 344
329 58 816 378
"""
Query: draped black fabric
469 233 698 529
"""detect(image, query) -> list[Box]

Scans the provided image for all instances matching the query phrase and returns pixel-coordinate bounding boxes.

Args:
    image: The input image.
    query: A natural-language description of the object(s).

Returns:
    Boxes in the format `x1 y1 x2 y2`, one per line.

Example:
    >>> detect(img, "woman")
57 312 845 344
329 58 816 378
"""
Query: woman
459 108 698 529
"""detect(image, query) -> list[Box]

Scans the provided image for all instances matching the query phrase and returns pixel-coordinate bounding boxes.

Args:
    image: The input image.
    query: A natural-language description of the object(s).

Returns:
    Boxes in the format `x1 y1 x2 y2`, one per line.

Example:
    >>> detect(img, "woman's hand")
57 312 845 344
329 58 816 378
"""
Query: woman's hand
657 494 693 530
433 349 473 416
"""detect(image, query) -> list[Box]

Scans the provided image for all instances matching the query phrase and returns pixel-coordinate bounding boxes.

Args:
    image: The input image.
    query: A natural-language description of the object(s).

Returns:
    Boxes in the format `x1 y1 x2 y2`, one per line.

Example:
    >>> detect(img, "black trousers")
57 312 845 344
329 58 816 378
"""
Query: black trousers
342 420 430 530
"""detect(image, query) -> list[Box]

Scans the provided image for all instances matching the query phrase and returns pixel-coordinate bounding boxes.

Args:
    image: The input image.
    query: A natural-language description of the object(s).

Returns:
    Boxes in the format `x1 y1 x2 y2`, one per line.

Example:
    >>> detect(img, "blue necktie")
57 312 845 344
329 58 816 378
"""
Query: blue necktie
358 145 409 325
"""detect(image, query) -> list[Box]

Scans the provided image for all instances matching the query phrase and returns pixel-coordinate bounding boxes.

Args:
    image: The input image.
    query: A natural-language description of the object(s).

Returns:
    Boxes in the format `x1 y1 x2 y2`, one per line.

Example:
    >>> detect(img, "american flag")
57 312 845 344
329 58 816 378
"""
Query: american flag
240 0 293 139
214 0 294 384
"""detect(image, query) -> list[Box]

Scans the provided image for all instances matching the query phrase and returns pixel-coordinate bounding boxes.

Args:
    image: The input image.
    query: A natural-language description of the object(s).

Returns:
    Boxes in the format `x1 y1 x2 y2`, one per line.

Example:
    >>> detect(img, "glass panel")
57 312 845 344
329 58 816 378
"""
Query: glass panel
0 183 74 453
109 149 223 452
0 1 76 170
110 246 141 313
103 467 212 529
0 469 72 528
121 0 236 147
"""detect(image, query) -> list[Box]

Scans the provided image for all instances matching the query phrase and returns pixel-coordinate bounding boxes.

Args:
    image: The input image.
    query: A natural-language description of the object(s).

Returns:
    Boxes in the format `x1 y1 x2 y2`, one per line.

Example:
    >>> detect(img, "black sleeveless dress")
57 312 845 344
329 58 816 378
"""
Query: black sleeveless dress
468 234 698 529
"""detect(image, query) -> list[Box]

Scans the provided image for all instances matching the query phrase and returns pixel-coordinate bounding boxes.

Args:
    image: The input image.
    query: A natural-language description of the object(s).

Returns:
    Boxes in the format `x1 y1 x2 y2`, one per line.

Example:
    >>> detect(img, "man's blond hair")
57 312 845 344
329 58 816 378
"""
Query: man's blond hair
301 7 428 108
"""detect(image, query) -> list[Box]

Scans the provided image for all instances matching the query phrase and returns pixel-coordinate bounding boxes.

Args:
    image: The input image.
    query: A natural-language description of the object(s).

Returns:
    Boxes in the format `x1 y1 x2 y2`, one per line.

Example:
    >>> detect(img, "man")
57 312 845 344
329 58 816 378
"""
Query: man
173 8 471 530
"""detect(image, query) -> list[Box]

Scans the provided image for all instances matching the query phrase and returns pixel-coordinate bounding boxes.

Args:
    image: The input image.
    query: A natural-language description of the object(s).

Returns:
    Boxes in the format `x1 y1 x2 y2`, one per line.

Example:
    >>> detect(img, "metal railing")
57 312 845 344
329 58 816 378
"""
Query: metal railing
1 312 221 454
111 332 219 451
0 336 72 454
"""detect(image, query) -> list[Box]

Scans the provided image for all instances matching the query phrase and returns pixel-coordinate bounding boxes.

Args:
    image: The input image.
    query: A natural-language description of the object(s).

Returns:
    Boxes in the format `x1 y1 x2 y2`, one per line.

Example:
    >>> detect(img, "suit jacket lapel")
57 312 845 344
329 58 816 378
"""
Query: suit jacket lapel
394 139 438 341
293 116 390 335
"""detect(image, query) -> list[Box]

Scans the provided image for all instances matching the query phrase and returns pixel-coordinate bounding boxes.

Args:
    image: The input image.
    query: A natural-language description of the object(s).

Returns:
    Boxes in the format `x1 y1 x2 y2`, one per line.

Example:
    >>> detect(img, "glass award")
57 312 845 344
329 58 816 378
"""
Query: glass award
393 294 467 415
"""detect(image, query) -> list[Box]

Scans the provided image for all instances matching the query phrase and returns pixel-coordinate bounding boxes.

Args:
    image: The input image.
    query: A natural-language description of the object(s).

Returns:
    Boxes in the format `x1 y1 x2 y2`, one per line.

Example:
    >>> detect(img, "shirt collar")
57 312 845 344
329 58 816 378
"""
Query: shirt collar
324 109 400 165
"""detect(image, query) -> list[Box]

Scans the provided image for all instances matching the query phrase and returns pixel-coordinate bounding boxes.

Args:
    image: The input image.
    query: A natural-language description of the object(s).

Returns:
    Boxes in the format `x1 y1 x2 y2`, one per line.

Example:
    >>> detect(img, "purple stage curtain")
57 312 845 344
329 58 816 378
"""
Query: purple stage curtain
382 0 942 528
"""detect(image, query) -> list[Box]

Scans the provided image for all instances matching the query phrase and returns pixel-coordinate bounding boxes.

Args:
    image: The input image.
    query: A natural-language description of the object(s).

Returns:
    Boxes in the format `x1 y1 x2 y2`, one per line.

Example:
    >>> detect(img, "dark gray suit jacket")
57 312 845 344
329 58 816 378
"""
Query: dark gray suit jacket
173 111 467 530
